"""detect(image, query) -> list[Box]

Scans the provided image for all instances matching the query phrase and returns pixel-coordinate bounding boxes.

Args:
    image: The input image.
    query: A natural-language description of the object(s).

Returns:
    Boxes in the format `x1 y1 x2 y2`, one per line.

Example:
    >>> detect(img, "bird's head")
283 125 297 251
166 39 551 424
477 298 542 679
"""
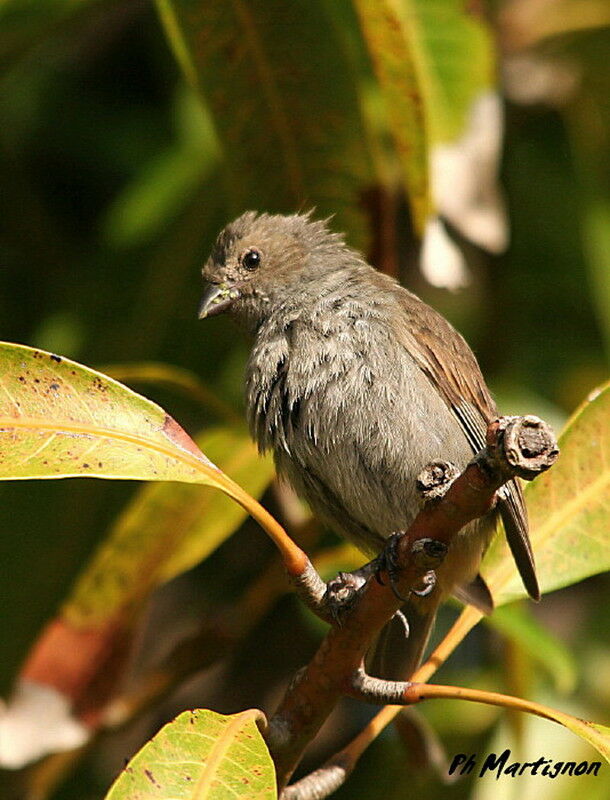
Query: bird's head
198 210 351 327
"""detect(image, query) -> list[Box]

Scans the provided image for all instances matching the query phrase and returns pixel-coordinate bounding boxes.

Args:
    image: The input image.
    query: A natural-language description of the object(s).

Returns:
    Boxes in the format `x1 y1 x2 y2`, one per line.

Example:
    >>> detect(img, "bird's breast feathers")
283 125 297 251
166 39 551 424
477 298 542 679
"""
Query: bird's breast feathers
245 306 473 542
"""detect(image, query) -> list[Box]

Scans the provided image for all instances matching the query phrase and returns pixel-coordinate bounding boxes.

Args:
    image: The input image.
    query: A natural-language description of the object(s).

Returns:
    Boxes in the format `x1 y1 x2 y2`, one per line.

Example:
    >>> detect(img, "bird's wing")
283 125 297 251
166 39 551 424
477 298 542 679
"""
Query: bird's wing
394 287 540 601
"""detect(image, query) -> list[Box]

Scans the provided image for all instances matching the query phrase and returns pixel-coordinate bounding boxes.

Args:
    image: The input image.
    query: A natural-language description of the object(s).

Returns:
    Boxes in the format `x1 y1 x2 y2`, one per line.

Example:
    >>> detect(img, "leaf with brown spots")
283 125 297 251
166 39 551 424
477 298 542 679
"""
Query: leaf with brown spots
105 708 276 799
0 341 215 483
0 342 297 564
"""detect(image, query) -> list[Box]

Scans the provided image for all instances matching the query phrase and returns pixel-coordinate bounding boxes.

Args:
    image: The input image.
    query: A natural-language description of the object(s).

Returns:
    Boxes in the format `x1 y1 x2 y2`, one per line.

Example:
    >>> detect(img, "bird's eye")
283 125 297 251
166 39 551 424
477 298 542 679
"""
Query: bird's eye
240 248 261 271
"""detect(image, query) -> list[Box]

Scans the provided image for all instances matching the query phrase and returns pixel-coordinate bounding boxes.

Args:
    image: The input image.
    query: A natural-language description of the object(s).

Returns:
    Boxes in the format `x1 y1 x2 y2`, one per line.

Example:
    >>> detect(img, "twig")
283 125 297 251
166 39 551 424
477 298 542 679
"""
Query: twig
280 757 351 800
289 559 331 621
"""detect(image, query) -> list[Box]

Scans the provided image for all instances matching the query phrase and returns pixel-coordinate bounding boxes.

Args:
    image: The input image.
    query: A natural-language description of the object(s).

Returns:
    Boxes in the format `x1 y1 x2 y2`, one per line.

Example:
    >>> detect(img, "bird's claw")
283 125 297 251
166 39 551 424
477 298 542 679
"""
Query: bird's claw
376 533 440 601
411 569 437 597
392 608 410 638
324 532 442 622
375 532 410 602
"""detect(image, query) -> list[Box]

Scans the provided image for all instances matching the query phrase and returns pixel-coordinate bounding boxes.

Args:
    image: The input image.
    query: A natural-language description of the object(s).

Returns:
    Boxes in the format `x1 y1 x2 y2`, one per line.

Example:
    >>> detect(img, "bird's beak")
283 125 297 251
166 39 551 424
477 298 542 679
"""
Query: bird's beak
198 282 239 319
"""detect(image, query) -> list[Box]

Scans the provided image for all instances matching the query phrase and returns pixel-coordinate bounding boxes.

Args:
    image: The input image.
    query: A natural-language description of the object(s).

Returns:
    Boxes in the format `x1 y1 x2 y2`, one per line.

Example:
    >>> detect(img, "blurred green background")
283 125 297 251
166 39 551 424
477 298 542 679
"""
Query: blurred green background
1 1 609 798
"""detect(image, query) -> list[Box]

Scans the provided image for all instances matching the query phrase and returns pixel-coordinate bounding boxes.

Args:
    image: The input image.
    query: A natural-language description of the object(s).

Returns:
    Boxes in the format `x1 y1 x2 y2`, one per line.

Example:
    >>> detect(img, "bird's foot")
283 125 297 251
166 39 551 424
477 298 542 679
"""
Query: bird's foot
375 533 442 601
375 532 410 601
411 570 437 597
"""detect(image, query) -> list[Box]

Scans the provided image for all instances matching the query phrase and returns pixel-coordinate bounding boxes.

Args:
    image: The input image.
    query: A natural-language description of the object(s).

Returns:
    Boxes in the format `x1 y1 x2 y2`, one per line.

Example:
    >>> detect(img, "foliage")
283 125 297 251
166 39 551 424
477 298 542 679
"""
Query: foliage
0 0 609 798
105 709 275 800
483 381 610 605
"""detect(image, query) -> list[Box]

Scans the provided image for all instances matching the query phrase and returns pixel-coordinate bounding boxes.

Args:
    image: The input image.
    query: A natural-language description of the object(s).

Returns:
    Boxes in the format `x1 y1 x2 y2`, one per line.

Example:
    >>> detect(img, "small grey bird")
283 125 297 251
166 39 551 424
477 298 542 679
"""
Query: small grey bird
198 211 539 677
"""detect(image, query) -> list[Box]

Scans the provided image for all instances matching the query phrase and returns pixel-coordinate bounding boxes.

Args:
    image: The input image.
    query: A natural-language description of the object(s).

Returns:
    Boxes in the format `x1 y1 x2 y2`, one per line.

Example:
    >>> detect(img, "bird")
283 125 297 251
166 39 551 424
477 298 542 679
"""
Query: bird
198 210 539 678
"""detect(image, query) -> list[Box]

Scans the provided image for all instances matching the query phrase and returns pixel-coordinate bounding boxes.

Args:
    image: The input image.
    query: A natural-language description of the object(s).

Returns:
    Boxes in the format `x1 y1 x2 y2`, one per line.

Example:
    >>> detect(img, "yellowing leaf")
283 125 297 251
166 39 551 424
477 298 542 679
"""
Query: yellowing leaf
98 361 240 424
0 341 217 485
105 709 276 800
581 723 610 764
506 703 610 766
405 682 610 766
65 428 275 626
483 381 610 605
353 0 496 231
0 341 299 568
352 0 430 230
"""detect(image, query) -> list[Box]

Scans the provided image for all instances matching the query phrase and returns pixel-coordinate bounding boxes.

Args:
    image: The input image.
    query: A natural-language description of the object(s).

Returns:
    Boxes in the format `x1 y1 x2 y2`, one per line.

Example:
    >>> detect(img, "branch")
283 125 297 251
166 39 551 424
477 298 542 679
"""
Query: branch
266 415 558 791
279 675 575 800
347 672 575 722
318 605 484 797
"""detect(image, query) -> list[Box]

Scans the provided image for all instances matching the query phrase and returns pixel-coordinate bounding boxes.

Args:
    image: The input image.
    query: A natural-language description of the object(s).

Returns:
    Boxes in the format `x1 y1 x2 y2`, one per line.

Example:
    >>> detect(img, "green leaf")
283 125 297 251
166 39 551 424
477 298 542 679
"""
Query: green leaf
313 543 363 584
65 427 275 626
154 0 375 250
577 183 610 360
0 0 96 69
105 708 276 800
485 604 577 694
353 0 496 229
483 380 610 605
352 0 429 229
403 0 495 144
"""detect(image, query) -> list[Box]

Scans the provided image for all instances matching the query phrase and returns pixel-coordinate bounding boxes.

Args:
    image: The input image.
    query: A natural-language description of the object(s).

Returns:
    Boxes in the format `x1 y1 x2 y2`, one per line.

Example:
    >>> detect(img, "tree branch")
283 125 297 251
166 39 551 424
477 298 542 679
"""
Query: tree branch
266 414 558 791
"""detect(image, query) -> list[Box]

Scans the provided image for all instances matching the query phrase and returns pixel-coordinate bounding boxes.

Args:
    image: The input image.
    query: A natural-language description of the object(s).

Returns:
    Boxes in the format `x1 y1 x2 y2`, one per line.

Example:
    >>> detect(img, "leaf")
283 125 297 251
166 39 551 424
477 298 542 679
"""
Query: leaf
11 427 275 763
0 341 297 562
0 343 292 766
483 381 610 605
0 0 96 69
65 427 275 626
312 543 362 580
404 0 495 145
0 341 218 485
409 682 610 767
154 0 375 250
577 180 610 360
105 708 276 800
352 0 429 229
473 716 610 800
579 723 610 764
522 708 610 766
353 0 496 230
485 604 577 694
499 0 610 50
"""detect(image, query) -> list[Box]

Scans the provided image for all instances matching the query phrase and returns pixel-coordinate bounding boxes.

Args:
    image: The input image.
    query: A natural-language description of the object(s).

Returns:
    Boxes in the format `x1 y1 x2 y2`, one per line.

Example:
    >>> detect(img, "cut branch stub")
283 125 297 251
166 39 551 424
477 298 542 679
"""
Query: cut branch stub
416 460 460 501
486 415 559 480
